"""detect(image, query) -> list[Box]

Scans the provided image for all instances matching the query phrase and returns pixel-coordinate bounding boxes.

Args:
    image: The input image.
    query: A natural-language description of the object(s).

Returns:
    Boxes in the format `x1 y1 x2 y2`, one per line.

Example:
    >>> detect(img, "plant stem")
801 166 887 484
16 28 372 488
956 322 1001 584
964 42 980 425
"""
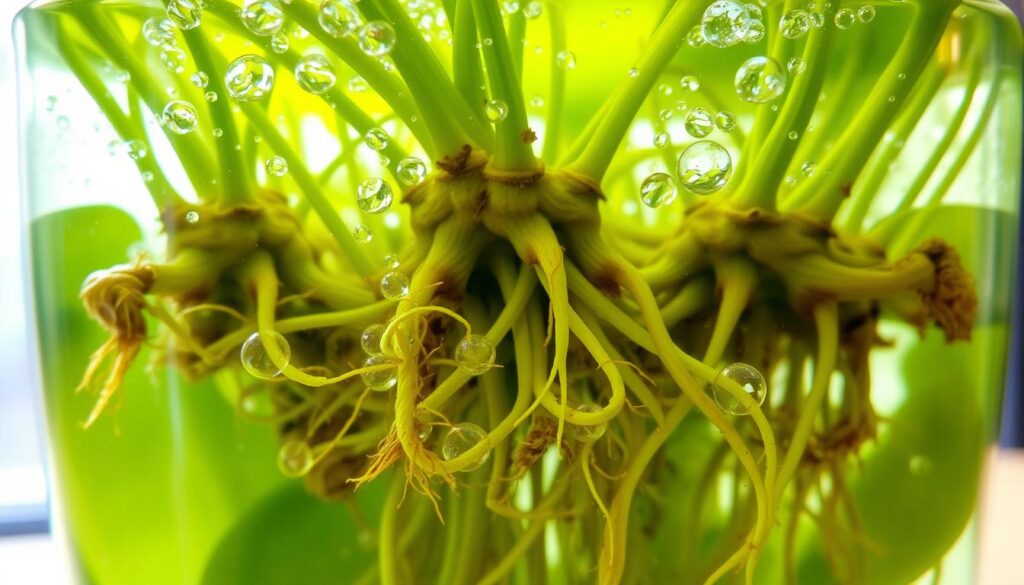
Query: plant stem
453 0 488 123
472 0 536 171
540 2 567 163
568 1 703 183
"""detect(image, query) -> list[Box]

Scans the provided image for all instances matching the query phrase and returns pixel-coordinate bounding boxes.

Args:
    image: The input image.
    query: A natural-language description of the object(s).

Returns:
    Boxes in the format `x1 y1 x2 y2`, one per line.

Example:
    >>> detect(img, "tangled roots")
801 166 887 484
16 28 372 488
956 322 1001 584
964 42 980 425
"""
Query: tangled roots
914 238 977 342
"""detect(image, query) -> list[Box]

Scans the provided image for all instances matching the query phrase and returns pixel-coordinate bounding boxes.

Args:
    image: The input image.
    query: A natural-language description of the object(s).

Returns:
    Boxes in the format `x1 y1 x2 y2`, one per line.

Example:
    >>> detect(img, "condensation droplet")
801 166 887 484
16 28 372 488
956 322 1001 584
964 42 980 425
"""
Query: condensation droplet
161 100 199 134
743 20 766 43
801 160 817 177
455 334 496 376
628 67 640 78
126 140 148 160
362 354 397 391
224 55 275 102
380 271 410 299
240 331 291 379
143 17 176 46
358 21 396 56
442 423 490 471
277 440 313 477
294 54 336 94
713 362 767 415
357 178 394 213
160 46 187 74
397 157 427 185
685 107 715 138
687 25 706 47
639 172 678 208
735 56 787 103
677 140 732 195
204 90 218 102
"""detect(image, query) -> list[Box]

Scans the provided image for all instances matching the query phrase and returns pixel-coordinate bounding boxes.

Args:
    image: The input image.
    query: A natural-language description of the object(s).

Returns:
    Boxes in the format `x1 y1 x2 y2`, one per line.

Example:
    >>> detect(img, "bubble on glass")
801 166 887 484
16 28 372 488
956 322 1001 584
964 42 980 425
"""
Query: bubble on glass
639 172 678 208
787 57 807 76
241 0 285 36
185 210 200 224
442 423 490 471
380 271 410 299
225 55 275 102
485 99 509 122
743 20 766 43
857 5 876 23
454 334 496 376
685 107 715 138
204 90 218 102
161 100 199 135
715 110 737 131
277 440 314 477
361 324 386 355
569 403 606 441
364 127 389 151
735 56 787 103
522 1 542 19
383 254 401 270
628 67 640 78
294 54 336 94
358 20 397 56
654 132 671 149
397 157 427 185
353 224 373 244
357 178 394 213
555 50 576 70
677 140 732 195
166 0 201 30
190 71 209 88
687 25 707 47
680 75 700 92
701 0 750 48
801 160 817 177
143 17 177 46
779 9 810 39
160 46 187 74
713 362 767 415
126 140 148 160
319 0 361 38
361 354 397 391
240 331 291 379
834 8 856 29
265 155 288 176
270 33 290 53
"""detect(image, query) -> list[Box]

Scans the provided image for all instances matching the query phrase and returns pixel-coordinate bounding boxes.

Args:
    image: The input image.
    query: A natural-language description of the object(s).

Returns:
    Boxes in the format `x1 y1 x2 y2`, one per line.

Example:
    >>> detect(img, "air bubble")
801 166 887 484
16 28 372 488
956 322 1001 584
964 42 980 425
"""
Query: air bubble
570 403 606 441
143 17 176 46
686 25 706 47
677 140 732 195
190 71 209 88
485 99 509 122
735 56 787 103
834 8 856 29
743 20 766 43
715 111 737 131
319 0 360 38
787 57 807 76
712 362 767 415
628 67 640 78
653 132 671 149
361 324 386 355
270 33 289 53
361 354 397 391
364 127 389 151
185 210 200 224
779 9 810 39
294 54 336 94
380 271 410 299
442 423 490 471
265 155 288 176
639 172 678 208
685 107 714 138
357 178 394 213
455 334 496 376
353 224 373 243
160 47 187 74
395 157 426 186
224 55 275 102
240 331 291 379
522 1 542 19
680 75 700 92
126 140 147 160
166 0 201 30
857 5 876 23
383 254 400 270
555 50 576 70
358 21 397 56
241 0 285 36
277 440 313 477
161 100 198 134
701 1 750 48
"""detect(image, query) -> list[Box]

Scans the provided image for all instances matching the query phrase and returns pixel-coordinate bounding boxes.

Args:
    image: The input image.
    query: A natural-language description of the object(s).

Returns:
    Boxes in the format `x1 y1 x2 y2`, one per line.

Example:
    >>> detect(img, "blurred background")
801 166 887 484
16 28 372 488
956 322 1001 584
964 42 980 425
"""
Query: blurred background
0 0 1022 583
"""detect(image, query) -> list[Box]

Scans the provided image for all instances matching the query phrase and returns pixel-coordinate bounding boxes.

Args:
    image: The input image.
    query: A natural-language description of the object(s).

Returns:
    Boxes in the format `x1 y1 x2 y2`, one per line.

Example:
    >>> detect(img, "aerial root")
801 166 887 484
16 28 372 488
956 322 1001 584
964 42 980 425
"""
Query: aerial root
911 238 977 341
77 260 155 427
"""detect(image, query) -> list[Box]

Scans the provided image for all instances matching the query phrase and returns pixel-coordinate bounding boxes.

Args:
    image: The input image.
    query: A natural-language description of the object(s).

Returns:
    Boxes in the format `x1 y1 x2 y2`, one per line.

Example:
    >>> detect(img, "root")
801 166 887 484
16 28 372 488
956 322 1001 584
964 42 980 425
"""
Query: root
911 238 977 341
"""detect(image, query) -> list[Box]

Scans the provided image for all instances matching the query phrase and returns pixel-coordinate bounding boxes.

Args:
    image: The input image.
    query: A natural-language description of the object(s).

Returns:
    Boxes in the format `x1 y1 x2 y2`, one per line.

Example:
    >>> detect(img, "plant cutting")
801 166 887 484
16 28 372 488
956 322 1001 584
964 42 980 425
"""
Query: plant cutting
16 0 1021 583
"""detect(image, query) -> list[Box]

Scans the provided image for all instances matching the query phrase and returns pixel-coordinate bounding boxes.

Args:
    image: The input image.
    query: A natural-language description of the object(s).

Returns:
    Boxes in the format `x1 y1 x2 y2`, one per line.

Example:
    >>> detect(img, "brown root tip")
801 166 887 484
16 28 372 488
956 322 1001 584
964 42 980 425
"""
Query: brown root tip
521 127 538 144
78 261 154 426
914 238 977 342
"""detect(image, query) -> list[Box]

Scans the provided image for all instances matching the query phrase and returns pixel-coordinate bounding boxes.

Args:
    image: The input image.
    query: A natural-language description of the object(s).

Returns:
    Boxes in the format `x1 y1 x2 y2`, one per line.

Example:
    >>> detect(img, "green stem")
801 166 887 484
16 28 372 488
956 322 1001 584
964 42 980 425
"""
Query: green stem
540 2 568 163
507 7 526 81
379 473 405 585
472 0 536 171
568 1 703 182
453 0 488 122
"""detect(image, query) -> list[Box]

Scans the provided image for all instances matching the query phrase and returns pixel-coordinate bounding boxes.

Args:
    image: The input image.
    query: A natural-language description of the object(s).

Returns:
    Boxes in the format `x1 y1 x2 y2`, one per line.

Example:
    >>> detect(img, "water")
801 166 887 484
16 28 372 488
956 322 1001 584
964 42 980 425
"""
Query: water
15 1 1020 584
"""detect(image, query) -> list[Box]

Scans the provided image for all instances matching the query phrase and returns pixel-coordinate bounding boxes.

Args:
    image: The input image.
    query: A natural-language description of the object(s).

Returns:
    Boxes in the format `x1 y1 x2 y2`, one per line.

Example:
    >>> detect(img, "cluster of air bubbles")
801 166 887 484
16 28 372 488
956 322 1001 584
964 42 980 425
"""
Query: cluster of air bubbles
454 334 496 376
397 157 427 185
685 107 715 138
677 140 732 195
836 6 875 29
442 423 490 471
240 331 292 379
712 362 767 416
555 50 576 71
353 224 373 244
364 127 389 151
569 403 607 441
380 271 410 299
294 54 337 94
161 100 199 134
735 56 787 103
319 0 361 38
225 55 275 101
277 440 314 477
166 0 201 30
361 354 397 391
358 21 397 56
639 172 678 208
265 155 288 176
361 324 386 355
357 178 394 213
241 0 284 36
